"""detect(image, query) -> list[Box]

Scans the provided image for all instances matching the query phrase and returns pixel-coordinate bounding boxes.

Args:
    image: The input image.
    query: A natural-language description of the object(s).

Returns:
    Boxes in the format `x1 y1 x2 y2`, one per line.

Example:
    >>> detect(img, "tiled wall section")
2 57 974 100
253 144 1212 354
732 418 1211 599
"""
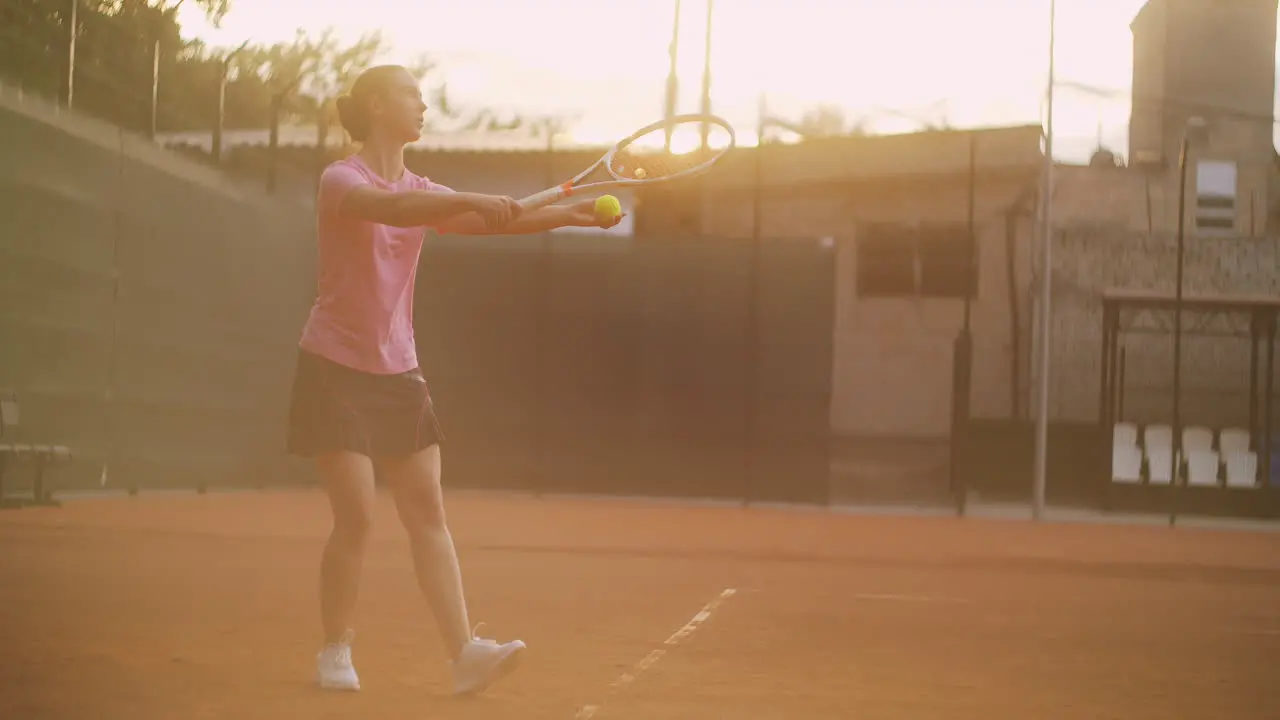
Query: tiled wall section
1048 229 1278 427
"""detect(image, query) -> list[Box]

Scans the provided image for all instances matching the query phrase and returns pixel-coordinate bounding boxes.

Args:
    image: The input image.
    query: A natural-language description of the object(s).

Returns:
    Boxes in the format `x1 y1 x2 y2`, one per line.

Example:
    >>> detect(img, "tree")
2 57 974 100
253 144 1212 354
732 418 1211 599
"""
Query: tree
788 102 959 139
797 104 848 137
0 1 229 130
166 0 230 25
0 0 555 141
795 103 872 138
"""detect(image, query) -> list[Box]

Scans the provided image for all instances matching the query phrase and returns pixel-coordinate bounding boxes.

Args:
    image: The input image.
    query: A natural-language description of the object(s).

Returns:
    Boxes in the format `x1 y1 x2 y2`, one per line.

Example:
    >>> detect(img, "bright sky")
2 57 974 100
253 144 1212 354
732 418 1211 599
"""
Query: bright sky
181 0 1277 162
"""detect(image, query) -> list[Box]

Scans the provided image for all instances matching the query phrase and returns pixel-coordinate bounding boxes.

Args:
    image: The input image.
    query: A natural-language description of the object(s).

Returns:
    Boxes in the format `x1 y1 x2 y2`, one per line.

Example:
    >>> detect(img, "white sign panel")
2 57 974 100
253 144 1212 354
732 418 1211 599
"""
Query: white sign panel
1194 160 1237 233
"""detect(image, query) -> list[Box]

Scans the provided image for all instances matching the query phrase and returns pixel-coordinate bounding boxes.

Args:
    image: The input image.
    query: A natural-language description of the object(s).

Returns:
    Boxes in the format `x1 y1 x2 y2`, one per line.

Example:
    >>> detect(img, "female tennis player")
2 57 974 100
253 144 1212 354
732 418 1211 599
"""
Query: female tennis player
287 64 623 695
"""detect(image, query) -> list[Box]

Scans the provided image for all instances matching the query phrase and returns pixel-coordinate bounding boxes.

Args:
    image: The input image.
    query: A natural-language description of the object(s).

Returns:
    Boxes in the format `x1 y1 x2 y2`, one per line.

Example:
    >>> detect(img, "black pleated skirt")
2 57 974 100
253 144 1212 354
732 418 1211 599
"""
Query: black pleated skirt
286 348 444 459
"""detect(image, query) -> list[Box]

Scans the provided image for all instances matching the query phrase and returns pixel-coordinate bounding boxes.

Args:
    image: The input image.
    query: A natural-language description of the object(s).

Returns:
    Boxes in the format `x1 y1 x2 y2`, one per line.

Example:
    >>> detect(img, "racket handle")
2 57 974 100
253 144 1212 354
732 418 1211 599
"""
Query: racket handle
518 185 570 211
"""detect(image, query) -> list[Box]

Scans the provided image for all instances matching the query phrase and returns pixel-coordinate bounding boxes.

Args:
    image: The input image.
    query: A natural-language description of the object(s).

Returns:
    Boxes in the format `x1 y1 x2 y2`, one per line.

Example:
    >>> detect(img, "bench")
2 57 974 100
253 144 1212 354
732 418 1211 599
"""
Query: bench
0 390 74 509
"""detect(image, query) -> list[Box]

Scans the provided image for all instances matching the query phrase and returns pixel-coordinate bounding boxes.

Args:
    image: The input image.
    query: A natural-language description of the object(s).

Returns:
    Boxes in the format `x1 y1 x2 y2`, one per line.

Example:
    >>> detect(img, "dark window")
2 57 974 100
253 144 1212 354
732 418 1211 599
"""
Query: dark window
856 223 977 298
1194 193 1236 233
1196 195 1234 210
856 224 915 297
917 226 974 298
1195 215 1235 230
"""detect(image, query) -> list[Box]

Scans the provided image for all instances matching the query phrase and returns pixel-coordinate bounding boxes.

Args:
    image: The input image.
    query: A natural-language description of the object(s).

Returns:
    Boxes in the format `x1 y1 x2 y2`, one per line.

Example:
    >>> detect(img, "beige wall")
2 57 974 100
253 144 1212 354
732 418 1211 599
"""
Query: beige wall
1047 163 1280 427
669 128 1043 438
823 203 1036 437
1127 0 1167 164
828 246 964 437
1056 159 1272 238
1127 0 1277 234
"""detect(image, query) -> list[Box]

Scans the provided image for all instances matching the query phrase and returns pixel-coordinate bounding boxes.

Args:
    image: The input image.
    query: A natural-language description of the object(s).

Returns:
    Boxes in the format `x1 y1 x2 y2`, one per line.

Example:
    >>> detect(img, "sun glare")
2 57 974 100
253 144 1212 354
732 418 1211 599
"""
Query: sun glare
180 0 1158 162
667 127 700 155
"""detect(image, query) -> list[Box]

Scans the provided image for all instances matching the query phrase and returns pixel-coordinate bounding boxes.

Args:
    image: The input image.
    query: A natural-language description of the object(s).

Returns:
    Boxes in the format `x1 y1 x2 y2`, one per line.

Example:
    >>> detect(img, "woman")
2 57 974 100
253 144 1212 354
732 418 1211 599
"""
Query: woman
287 64 623 695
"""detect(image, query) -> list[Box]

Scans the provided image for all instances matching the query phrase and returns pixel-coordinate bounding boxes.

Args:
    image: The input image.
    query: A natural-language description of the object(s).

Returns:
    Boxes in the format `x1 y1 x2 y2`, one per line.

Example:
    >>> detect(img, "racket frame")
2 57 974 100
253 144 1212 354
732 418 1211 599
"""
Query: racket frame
517 113 736 210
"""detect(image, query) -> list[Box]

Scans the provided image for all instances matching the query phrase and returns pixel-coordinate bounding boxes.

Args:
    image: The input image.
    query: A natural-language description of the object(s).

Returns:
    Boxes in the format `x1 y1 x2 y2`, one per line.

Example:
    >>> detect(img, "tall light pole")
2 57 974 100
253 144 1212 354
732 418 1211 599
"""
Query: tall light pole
742 92 767 506
1031 0 1056 521
664 0 682 151
699 0 714 151
151 37 161 138
66 0 77 108
1169 115 1208 527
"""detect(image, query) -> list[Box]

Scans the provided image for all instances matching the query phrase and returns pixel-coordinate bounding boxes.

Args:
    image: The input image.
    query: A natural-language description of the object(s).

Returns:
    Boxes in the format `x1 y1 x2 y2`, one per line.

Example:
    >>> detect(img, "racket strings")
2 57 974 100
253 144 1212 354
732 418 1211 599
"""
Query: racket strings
608 146 717 181
608 121 728 181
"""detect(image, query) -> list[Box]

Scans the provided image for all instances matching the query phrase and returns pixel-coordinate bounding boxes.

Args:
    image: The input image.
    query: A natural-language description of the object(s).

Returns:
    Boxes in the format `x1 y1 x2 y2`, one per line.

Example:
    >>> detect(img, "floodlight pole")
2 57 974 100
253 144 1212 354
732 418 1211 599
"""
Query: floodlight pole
742 92 766 507
699 0 714 151
664 0 682 152
1031 0 1056 521
1169 116 1207 527
66 0 77 108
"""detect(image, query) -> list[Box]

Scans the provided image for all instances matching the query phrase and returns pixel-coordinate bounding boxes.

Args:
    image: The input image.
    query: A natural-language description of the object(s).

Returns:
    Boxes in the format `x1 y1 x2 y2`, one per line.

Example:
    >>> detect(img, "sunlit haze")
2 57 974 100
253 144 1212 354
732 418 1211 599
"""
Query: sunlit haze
181 0 1279 161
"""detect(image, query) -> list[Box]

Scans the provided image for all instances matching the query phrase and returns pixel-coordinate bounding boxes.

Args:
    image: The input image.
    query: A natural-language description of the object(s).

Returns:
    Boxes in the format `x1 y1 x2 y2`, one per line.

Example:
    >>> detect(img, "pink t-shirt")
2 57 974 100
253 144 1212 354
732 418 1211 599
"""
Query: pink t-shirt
299 155 454 375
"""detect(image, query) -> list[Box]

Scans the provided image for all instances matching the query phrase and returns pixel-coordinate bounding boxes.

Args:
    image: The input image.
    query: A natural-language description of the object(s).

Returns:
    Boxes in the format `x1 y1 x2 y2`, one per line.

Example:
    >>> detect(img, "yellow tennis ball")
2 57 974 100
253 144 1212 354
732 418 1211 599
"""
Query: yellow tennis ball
634 168 647 179
594 194 621 223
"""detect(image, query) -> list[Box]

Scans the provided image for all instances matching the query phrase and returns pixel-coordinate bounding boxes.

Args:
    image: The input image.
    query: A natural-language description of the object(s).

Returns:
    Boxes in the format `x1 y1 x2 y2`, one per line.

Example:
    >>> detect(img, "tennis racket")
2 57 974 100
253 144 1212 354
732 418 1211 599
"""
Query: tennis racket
517 113 736 211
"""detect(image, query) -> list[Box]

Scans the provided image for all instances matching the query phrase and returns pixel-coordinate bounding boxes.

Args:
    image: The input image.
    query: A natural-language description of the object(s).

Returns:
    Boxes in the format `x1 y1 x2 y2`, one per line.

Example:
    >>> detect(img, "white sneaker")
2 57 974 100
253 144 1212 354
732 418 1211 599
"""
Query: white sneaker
451 624 526 695
316 629 360 691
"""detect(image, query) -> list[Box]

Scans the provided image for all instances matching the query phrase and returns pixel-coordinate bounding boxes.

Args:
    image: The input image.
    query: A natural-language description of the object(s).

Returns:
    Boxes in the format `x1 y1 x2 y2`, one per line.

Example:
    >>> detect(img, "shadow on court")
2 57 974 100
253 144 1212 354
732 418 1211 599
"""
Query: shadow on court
1 490 1278 719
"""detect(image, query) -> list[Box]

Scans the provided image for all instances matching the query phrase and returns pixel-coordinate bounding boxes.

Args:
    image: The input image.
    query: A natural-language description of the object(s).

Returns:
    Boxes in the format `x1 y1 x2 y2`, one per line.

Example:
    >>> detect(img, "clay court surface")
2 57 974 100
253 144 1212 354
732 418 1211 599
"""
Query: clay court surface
2 489 1279 719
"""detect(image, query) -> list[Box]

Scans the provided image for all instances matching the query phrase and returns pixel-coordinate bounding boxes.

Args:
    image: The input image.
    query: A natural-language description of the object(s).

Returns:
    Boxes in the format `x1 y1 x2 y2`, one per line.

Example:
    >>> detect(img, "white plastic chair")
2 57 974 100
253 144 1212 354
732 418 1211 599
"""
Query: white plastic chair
1147 448 1177 485
1113 422 1138 448
1182 426 1214 454
1219 427 1251 455
1224 451 1259 489
1185 449 1220 487
1111 445 1143 483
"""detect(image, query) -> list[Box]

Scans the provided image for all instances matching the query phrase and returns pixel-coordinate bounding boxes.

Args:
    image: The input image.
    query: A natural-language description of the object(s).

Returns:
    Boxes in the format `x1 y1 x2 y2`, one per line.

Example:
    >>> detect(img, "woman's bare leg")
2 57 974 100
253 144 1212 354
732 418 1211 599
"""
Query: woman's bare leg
317 451 377 643
378 444 470 657
379 444 525 694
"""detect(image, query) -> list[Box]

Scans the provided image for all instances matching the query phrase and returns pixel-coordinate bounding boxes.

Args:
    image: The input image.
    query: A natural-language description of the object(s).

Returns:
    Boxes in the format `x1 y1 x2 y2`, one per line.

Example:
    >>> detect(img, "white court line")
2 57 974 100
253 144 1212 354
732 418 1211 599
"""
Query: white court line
575 588 737 720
